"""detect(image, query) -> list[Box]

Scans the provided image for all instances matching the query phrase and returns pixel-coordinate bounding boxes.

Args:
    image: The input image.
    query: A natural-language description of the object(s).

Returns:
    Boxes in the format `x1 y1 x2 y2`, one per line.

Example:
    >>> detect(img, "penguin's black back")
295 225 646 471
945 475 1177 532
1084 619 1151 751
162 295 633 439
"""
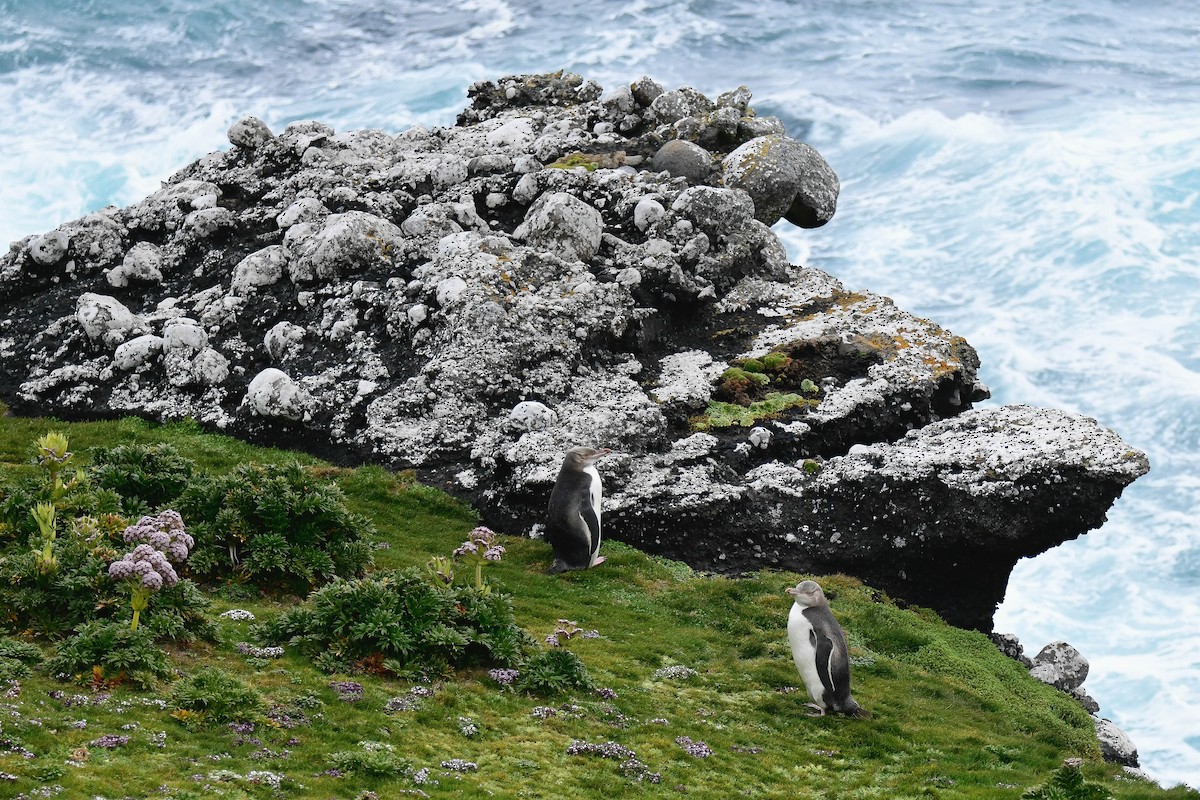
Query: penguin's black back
803 605 862 715
546 462 598 572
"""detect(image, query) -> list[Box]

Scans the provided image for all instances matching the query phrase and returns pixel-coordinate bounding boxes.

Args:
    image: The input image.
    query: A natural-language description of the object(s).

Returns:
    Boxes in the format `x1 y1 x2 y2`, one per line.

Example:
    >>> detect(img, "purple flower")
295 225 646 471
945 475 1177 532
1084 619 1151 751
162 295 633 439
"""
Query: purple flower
675 736 713 758
566 740 636 760
488 668 519 686
329 681 363 702
90 734 130 749
483 545 505 562
440 759 477 772
452 541 478 558
595 687 618 700
531 706 556 719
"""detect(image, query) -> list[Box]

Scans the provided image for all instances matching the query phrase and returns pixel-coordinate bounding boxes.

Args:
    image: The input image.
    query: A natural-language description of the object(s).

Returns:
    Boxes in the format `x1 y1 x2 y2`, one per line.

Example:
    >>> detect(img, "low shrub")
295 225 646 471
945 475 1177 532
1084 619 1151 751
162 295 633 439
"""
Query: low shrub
90 442 197 515
170 666 264 725
45 620 173 688
255 569 529 674
176 462 373 593
516 648 594 696
0 636 43 680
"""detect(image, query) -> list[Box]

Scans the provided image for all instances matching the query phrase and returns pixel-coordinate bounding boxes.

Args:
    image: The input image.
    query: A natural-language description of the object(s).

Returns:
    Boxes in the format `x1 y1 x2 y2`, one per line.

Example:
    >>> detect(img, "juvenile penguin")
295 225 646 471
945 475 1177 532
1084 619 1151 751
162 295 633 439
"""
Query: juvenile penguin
786 580 870 718
545 446 611 574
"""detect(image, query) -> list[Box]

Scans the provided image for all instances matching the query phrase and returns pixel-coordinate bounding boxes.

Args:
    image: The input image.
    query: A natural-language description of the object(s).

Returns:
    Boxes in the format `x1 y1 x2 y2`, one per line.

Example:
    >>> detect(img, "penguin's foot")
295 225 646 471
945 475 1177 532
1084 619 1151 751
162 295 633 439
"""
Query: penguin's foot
590 555 607 567
804 703 827 717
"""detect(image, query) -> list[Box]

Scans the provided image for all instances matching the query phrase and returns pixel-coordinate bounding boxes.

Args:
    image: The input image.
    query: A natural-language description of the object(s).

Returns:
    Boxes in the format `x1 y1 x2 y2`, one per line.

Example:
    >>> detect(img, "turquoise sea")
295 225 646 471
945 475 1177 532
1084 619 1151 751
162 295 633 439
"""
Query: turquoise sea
1 0 1198 786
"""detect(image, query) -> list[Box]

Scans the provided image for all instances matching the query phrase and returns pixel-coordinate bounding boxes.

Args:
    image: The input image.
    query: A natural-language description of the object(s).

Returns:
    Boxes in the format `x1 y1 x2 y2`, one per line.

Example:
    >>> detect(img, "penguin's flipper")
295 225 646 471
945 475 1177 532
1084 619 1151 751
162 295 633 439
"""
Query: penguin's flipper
579 504 601 557
813 632 837 698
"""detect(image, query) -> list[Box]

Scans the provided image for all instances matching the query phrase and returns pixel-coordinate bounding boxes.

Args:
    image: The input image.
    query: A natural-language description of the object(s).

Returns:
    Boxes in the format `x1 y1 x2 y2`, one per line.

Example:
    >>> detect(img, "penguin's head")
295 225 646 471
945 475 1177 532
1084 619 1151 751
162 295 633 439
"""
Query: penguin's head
785 580 827 608
564 446 612 469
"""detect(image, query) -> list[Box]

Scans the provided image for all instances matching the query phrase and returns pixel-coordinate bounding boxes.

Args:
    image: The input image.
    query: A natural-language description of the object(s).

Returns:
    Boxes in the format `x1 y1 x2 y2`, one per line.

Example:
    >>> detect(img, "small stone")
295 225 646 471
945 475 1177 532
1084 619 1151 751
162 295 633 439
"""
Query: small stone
29 231 69 266
633 197 666 232
651 140 713 183
1094 717 1139 767
264 322 305 361
508 401 558 432
630 76 664 107
163 318 207 351
1029 641 1089 691
228 116 275 150
435 277 468 307
749 426 772 449
242 368 311 420
231 245 286 295
276 197 327 229
107 242 164 288
513 192 603 263
76 293 137 344
113 334 164 371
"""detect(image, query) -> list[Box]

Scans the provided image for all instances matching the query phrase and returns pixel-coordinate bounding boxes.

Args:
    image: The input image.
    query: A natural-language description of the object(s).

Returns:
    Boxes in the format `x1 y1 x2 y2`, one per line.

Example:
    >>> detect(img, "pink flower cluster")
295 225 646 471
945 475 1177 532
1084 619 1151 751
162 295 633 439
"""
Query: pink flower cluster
121 510 194 563
452 526 505 562
109 510 193 590
108 544 178 590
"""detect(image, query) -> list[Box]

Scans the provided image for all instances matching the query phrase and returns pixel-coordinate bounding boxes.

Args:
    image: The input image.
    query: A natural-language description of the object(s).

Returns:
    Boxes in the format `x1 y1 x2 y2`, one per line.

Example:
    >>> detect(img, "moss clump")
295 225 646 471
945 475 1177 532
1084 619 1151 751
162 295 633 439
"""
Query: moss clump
548 152 600 171
760 351 792 372
691 392 813 431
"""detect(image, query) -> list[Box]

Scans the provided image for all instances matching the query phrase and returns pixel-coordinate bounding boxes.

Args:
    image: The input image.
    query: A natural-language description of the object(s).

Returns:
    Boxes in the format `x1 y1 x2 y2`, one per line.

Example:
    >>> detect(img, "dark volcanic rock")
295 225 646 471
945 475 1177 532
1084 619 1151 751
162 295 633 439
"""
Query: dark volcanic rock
0 72 1147 631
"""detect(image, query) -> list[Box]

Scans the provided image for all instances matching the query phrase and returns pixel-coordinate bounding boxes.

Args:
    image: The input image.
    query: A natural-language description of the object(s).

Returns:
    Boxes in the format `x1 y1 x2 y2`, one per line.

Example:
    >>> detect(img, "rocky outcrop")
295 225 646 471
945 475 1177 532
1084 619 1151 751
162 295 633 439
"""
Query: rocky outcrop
0 72 1147 632
994 635 1140 768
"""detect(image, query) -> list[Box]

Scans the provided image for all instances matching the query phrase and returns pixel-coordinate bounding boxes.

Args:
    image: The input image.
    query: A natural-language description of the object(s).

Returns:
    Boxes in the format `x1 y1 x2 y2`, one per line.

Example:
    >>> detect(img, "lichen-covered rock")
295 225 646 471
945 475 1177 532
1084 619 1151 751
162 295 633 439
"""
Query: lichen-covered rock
231 245 286 295
0 72 1146 632
285 211 405 282
723 134 840 227
1030 641 1091 691
113 334 163 371
652 140 712 183
107 242 164 288
513 192 603 263
228 115 275 150
29 230 69 266
1095 717 1140 767
76 293 137 345
242 368 311 420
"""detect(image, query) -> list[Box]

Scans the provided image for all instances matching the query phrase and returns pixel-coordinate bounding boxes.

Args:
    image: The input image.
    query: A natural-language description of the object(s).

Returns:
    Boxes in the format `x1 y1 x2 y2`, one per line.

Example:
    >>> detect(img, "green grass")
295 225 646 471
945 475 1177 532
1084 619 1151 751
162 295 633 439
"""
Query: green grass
0 413 1196 799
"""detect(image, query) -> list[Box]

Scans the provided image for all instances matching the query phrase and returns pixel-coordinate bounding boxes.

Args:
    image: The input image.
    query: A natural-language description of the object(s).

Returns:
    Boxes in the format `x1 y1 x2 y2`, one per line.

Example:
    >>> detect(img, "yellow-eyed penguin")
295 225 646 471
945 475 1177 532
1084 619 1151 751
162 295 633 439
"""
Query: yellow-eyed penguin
546 446 611 574
786 580 870 718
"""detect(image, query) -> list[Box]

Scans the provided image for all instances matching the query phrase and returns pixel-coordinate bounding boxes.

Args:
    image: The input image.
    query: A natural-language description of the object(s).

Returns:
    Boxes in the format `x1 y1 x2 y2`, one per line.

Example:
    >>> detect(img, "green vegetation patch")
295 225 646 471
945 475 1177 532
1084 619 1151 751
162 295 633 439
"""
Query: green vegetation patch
0 414 1194 800
691 392 814 430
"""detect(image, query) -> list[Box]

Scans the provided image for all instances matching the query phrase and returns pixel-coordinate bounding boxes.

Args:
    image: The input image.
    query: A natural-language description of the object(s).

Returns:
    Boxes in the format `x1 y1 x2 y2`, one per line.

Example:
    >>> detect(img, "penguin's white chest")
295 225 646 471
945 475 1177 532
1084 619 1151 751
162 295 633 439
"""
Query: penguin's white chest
584 465 602 549
787 602 825 707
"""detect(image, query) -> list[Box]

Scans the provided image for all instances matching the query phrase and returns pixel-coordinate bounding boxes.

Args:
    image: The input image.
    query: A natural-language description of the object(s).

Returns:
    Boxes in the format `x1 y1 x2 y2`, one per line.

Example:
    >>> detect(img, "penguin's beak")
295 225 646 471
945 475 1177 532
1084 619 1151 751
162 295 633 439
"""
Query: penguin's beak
785 586 799 597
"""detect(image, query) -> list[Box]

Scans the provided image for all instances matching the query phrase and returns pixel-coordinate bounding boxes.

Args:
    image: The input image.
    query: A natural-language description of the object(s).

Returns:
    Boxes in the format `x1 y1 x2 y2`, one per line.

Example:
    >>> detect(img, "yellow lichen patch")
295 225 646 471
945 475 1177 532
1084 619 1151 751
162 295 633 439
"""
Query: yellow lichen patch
922 355 959 377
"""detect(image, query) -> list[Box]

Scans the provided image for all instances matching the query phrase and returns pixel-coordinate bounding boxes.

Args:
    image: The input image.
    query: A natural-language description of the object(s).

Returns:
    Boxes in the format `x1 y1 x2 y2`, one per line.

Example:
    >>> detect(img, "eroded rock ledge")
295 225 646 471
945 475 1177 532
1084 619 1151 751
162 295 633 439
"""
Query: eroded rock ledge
0 72 1147 630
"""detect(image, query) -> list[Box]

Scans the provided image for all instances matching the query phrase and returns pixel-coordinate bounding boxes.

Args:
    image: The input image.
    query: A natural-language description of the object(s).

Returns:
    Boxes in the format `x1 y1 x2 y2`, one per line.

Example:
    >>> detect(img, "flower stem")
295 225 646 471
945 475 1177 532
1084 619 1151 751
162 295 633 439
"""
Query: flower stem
475 561 483 589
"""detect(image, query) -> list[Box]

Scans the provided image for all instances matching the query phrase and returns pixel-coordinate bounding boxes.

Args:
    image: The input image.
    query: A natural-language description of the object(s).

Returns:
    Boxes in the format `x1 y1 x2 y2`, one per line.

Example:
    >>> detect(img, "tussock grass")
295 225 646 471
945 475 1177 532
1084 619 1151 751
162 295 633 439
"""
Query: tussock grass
0 414 1196 799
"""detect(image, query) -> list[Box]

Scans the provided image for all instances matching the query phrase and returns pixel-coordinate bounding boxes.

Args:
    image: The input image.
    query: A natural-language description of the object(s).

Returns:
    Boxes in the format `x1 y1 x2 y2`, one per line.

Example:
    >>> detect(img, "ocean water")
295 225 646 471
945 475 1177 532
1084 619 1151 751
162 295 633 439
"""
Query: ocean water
1 0 1198 786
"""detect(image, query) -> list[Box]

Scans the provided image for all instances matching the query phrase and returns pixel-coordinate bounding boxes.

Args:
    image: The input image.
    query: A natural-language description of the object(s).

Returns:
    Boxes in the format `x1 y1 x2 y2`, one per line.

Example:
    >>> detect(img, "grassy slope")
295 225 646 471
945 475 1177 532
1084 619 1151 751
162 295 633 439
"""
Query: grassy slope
0 414 1195 800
